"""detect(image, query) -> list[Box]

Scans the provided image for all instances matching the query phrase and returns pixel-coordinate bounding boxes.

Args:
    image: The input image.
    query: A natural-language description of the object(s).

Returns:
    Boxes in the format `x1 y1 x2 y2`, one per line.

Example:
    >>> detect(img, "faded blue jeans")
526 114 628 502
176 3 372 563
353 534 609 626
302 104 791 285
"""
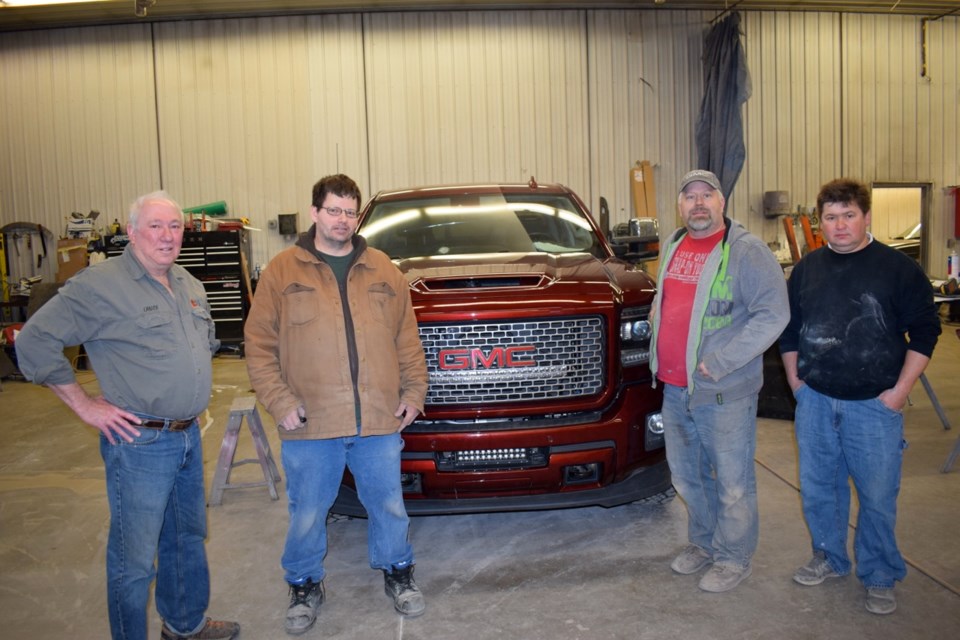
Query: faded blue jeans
794 384 907 589
661 384 759 568
100 419 210 640
280 432 413 585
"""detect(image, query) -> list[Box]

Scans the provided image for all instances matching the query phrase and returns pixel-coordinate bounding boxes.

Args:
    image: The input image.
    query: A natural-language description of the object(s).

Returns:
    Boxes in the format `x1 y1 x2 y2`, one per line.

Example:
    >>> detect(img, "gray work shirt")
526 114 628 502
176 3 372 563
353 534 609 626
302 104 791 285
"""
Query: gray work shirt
15 244 219 419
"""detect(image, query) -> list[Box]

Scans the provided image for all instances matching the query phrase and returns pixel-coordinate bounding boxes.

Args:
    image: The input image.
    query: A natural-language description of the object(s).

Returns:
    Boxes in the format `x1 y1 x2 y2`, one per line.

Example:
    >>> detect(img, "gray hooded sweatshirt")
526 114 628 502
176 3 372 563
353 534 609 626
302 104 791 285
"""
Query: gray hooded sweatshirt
650 217 789 408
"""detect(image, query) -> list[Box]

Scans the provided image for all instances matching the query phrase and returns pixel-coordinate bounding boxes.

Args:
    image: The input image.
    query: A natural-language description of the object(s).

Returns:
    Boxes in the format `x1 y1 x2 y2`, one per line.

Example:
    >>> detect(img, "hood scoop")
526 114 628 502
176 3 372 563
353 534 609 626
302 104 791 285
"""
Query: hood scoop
419 274 547 291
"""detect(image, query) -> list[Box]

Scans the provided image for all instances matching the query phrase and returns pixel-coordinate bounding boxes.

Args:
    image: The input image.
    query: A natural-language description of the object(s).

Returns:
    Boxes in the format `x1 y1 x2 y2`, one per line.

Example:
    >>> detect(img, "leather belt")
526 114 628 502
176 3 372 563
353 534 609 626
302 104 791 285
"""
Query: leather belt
139 417 196 431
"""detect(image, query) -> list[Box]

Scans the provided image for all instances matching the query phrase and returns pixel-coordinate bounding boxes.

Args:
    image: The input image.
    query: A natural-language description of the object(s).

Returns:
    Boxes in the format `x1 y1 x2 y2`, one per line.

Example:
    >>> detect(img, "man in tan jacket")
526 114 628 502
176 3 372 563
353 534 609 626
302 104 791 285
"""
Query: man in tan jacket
245 174 428 635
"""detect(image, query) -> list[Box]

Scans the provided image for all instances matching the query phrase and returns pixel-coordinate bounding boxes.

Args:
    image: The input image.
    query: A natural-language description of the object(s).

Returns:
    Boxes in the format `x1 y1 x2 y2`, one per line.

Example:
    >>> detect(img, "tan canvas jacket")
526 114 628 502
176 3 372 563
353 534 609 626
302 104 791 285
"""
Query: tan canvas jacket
245 235 427 439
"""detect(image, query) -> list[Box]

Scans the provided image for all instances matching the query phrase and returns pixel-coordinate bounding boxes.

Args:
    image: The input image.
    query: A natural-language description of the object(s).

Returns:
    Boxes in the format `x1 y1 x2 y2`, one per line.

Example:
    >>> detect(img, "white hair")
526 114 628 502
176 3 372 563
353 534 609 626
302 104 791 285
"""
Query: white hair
128 190 183 228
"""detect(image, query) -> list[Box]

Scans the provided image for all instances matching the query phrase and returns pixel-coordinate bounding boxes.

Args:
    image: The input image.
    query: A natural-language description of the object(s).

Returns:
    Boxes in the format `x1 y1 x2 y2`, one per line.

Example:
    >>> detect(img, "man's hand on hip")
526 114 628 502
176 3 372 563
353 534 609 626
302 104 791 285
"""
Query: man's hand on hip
80 396 144 445
49 383 142 445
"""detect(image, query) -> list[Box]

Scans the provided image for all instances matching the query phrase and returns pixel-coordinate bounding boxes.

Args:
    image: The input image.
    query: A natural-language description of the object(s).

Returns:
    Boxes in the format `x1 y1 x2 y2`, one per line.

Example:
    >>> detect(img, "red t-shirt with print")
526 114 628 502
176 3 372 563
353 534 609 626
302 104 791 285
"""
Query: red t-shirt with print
656 229 723 386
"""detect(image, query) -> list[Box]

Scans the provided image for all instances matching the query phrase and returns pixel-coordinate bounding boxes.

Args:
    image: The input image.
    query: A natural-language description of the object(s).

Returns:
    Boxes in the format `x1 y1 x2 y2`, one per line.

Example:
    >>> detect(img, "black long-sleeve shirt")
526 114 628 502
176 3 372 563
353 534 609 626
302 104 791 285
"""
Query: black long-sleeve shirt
779 240 940 400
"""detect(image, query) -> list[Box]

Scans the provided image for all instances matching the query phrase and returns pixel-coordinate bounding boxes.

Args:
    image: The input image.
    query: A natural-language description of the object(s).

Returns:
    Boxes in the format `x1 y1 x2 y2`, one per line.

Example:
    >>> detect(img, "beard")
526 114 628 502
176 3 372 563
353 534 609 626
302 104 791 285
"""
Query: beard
686 210 715 232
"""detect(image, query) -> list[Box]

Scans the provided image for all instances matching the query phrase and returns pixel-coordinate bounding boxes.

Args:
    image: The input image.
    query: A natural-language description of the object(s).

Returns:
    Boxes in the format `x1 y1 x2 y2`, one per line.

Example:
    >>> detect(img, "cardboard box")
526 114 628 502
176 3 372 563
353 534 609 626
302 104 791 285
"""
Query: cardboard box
56 239 88 283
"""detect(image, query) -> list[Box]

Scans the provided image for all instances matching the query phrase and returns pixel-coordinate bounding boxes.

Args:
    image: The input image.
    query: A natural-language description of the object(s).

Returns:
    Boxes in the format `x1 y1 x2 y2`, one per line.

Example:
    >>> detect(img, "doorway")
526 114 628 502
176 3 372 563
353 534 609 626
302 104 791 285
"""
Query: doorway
871 182 932 274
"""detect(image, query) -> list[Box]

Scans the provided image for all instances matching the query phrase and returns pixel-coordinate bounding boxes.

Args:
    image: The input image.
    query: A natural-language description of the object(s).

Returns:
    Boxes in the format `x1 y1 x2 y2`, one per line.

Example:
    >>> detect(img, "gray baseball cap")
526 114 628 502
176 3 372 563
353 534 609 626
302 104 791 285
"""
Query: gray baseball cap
678 170 722 194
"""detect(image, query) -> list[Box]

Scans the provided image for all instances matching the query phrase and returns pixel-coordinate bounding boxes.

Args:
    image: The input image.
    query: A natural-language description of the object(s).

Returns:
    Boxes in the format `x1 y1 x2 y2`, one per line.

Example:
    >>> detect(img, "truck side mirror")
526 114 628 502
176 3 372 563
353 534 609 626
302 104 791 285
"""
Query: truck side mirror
610 217 660 263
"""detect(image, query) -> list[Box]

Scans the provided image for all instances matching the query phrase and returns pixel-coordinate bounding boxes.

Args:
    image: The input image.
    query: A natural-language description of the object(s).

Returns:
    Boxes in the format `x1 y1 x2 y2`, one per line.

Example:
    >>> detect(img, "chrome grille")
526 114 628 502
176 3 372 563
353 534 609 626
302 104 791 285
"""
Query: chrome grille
420 316 606 405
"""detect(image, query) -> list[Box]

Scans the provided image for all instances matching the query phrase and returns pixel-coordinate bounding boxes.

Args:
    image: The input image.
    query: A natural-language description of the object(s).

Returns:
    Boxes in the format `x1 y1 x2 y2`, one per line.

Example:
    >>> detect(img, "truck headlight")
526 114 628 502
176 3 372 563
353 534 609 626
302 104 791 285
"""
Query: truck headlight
645 412 665 450
620 306 652 367
620 319 651 342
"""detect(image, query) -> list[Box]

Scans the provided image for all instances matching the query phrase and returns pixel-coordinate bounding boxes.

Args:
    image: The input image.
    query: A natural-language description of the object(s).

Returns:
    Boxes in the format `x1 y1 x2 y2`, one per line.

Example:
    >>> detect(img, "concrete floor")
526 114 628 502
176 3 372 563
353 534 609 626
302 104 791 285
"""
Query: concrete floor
1 328 959 639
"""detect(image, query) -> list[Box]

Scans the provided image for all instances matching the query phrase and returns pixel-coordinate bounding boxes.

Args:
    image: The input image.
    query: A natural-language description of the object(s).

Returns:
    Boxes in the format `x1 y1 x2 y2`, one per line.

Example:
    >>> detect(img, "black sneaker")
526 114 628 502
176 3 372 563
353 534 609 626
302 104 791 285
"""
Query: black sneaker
285 579 324 635
383 566 425 617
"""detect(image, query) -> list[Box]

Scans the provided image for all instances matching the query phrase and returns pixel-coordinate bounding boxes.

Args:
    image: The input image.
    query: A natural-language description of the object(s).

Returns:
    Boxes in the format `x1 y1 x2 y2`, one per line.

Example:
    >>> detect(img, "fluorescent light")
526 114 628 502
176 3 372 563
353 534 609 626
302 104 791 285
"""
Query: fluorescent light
1 1 110 6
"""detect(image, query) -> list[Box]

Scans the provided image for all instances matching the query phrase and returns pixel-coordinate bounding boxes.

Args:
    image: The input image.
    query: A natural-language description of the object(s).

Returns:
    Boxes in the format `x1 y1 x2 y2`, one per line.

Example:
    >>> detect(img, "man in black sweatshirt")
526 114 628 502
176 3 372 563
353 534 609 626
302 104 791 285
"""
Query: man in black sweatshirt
779 178 941 616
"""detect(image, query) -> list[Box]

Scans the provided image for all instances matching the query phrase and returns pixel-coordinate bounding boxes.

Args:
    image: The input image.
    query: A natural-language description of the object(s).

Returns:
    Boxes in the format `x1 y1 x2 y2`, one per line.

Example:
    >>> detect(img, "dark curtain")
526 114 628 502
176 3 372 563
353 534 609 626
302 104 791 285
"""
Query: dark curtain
695 11 751 200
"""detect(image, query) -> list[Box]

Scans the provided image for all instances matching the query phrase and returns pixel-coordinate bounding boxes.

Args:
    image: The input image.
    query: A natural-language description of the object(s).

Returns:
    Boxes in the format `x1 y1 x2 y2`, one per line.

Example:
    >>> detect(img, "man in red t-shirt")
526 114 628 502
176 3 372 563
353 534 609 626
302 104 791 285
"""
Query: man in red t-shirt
650 170 789 593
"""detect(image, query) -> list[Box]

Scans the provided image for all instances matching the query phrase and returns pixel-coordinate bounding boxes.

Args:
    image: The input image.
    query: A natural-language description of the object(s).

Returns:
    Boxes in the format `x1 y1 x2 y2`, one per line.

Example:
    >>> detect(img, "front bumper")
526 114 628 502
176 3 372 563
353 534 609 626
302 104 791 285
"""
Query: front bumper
330 458 671 516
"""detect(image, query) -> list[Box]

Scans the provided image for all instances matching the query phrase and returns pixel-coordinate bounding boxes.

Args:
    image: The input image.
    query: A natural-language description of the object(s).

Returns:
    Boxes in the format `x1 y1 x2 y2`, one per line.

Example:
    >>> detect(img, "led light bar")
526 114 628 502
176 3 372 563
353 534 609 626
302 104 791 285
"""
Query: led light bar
437 447 548 471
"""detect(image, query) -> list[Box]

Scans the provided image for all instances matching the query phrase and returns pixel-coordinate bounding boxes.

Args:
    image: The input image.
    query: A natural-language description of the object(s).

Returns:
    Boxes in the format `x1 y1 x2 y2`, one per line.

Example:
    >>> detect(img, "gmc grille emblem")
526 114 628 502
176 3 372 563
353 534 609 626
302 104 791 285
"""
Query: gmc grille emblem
437 346 537 370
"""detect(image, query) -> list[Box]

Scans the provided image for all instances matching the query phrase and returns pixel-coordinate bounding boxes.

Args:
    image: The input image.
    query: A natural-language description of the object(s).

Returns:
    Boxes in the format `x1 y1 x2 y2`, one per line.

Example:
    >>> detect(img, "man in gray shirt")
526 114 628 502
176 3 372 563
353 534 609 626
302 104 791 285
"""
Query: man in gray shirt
15 192 239 640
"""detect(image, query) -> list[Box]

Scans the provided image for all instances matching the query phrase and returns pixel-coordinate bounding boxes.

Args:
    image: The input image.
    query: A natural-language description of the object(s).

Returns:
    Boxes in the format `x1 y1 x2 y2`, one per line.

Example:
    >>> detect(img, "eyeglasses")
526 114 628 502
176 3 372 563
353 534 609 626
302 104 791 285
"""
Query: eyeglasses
320 206 359 219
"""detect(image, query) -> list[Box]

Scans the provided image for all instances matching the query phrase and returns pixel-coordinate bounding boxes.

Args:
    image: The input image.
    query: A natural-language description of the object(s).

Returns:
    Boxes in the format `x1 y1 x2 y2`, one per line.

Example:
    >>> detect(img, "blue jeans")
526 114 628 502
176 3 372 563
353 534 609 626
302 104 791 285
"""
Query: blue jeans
281 432 413 584
661 384 759 567
794 384 907 589
100 420 210 640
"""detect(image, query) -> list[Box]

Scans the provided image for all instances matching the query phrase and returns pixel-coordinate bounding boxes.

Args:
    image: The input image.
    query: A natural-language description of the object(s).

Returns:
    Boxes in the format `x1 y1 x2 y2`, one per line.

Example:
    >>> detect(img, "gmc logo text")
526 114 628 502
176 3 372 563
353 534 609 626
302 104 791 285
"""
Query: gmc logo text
438 346 536 370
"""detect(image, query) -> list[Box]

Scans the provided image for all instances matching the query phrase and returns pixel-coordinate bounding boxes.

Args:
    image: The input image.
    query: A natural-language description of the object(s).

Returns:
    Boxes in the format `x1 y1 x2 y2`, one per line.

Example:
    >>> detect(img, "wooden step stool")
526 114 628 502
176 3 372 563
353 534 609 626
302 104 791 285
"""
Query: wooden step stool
209 396 282 505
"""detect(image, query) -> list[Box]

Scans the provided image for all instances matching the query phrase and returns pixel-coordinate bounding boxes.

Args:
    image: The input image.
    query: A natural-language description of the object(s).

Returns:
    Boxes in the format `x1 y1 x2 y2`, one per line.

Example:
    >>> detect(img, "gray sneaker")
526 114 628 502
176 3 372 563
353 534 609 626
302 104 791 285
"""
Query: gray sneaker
670 545 712 575
698 562 752 593
285 579 324 635
865 587 897 615
793 552 842 586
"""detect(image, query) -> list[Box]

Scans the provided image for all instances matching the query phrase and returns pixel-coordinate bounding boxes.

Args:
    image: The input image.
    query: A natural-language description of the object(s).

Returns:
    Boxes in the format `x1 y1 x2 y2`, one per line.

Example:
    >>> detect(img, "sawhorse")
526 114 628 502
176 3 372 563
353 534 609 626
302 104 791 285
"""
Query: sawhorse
942 436 960 473
209 396 282 505
916 372 959 473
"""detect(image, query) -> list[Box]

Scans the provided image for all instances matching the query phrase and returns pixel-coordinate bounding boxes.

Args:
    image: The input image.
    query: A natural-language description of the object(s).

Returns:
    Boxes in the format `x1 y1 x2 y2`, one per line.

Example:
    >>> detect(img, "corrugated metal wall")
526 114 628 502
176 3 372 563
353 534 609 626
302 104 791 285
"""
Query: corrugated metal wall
152 14 368 266
1 9 958 280
587 10 709 229
738 10 841 253
737 11 960 270
0 24 160 284
363 10 590 196
842 13 960 272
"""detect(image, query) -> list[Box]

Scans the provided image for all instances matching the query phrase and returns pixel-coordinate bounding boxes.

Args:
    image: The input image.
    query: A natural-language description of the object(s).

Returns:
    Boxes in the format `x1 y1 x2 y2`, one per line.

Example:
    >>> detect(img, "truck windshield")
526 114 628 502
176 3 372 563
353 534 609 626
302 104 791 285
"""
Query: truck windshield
359 194 604 260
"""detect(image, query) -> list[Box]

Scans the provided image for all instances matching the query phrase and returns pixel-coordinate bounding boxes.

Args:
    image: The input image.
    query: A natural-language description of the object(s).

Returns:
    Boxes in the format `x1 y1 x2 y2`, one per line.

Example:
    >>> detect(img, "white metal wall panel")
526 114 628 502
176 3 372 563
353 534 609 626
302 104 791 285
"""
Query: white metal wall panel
0 25 159 283
152 15 367 269
588 10 710 236
2 9 958 280
735 11 841 255
305 15 369 186
928 16 960 272
843 13 960 274
362 11 590 197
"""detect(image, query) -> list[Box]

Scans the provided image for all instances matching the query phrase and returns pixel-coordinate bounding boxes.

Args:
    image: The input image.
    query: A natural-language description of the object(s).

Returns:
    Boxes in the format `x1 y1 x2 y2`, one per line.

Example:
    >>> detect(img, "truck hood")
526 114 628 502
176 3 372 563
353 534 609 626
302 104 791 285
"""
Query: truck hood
395 252 655 316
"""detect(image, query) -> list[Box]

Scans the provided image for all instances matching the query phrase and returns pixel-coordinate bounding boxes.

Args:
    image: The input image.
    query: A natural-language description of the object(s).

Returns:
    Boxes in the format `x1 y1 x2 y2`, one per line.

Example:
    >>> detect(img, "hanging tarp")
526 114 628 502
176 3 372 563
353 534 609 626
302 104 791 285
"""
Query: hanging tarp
695 11 751 200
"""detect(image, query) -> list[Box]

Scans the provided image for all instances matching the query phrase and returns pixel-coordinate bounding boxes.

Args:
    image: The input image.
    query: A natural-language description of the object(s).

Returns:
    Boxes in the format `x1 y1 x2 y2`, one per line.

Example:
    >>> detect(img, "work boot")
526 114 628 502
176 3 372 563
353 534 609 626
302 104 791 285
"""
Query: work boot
285 579 324 635
160 618 240 640
383 565 425 617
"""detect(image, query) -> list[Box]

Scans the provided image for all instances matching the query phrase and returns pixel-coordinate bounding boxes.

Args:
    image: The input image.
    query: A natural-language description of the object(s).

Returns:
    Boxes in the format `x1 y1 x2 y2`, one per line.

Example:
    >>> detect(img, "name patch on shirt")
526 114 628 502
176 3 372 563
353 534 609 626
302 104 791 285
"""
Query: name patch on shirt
143 304 159 312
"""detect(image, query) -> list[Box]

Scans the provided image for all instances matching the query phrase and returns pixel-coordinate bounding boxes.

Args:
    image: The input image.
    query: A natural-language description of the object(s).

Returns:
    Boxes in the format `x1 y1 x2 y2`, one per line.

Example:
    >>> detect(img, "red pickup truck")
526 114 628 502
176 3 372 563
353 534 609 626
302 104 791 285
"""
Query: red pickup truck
332 179 670 515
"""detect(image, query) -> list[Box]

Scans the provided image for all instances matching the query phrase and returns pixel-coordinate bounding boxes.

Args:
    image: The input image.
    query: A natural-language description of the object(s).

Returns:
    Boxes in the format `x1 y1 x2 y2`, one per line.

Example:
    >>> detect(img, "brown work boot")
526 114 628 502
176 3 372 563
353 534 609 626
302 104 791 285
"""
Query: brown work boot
160 618 240 639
